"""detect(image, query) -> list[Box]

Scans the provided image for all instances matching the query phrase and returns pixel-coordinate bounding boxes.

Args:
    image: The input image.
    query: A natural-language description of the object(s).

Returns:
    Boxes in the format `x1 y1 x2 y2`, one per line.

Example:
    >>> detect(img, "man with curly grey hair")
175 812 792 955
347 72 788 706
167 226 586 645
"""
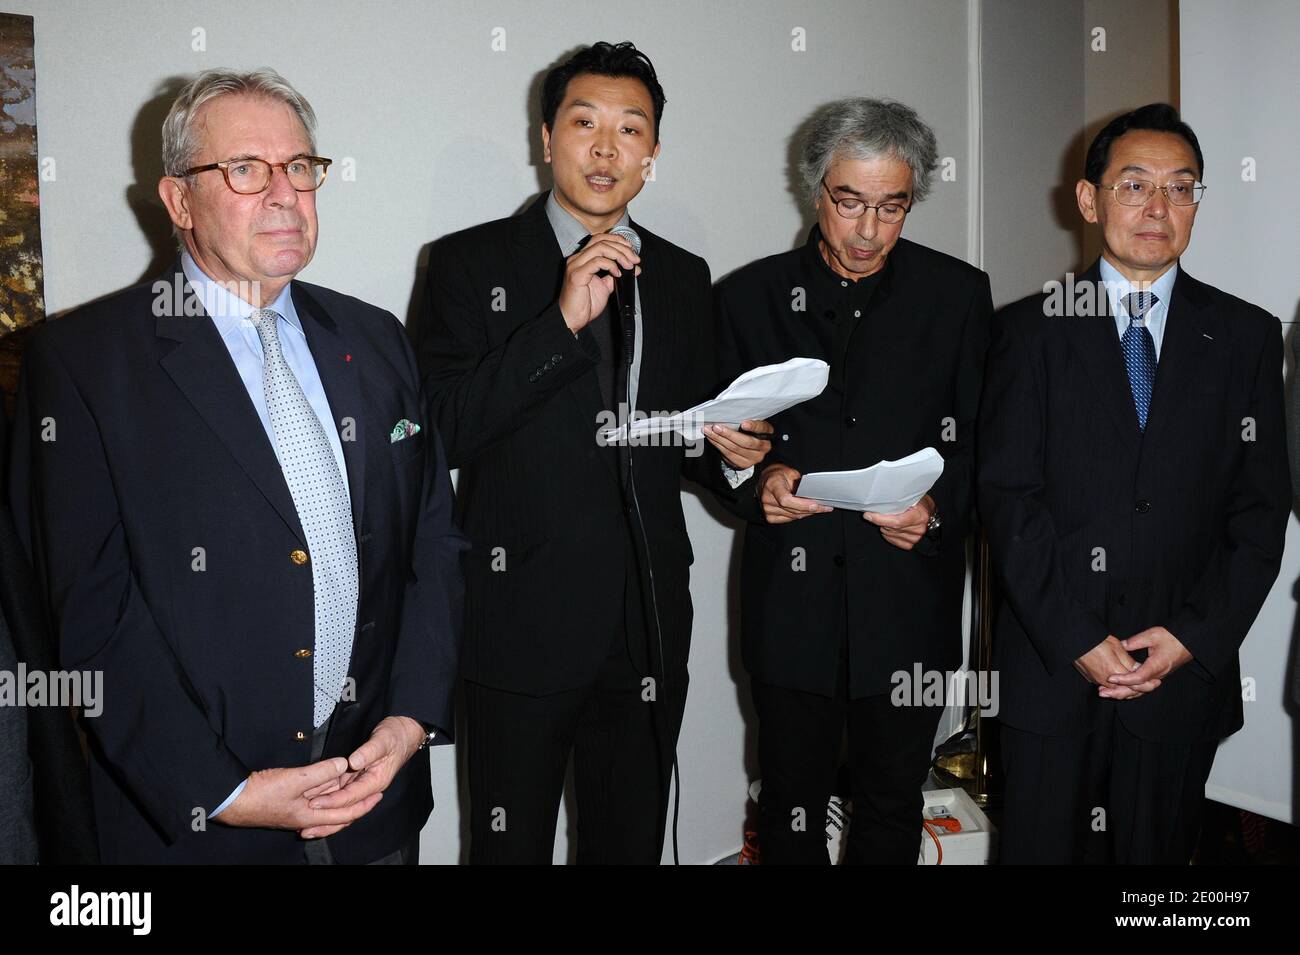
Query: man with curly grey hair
714 97 992 864
8 68 465 864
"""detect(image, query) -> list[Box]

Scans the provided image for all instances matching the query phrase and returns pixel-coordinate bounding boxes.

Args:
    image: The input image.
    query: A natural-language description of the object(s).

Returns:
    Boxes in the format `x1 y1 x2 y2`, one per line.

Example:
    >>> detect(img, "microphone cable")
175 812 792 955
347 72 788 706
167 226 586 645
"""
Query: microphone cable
612 226 681 865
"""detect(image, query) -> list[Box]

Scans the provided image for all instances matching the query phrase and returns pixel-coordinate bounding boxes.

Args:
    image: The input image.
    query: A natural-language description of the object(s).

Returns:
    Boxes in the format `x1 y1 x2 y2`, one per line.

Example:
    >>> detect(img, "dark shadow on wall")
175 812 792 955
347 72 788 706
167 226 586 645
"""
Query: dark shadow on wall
402 52 564 349
127 76 190 286
1077 111 1114 270
1052 125 1090 278
783 108 820 251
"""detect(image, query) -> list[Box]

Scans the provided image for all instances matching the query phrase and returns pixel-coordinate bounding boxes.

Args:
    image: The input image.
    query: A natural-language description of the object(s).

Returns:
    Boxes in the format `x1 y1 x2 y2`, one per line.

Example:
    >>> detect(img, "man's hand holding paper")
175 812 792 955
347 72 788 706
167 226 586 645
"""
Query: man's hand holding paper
757 463 835 524
705 419 774 470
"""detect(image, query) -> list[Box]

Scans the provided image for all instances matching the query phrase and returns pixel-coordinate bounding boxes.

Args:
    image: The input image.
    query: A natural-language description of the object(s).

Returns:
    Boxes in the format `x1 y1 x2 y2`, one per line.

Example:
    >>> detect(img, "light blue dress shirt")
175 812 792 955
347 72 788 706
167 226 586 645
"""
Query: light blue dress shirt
180 251 352 819
1099 256 1177 361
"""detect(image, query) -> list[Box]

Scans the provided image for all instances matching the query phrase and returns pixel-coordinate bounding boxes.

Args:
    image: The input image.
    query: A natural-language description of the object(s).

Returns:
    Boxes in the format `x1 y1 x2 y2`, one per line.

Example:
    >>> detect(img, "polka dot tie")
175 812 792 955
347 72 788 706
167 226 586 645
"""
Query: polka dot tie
251 309 359 727
1121 291 1158 432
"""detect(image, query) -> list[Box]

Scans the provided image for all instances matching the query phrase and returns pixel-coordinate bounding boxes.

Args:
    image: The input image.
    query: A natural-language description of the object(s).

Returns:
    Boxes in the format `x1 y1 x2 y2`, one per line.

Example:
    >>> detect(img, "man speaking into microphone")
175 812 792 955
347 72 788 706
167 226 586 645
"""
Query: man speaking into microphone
415 41 770 864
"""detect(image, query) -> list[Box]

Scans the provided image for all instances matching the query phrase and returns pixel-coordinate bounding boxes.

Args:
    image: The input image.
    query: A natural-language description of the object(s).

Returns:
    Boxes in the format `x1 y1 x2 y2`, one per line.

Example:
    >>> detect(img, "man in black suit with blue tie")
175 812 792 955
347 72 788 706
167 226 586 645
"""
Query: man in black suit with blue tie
8 69 465 864
979 104 1289 864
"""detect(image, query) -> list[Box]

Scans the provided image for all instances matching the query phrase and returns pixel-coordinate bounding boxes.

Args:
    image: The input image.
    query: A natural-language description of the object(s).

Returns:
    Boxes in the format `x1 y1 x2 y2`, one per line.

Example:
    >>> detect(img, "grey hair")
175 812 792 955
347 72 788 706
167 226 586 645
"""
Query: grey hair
798 97 939 206
161 68 317 177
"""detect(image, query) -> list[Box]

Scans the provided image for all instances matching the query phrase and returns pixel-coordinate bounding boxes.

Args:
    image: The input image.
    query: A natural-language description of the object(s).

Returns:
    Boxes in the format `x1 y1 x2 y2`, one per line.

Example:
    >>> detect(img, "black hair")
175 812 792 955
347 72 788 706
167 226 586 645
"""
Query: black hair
1084 103 1204 184
541 41 665 142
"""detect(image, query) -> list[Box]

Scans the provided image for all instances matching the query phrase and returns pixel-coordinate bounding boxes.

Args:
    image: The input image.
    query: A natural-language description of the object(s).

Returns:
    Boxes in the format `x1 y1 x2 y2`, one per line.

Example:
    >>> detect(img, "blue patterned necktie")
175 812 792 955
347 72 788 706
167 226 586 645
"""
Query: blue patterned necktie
1121 291 1158 431
250 309 359 727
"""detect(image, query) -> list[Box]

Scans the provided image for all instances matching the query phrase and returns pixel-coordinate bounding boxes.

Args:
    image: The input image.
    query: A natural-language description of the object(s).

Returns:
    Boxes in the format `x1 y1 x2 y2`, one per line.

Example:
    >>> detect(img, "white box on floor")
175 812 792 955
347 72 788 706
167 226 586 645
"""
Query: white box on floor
919 787 997 865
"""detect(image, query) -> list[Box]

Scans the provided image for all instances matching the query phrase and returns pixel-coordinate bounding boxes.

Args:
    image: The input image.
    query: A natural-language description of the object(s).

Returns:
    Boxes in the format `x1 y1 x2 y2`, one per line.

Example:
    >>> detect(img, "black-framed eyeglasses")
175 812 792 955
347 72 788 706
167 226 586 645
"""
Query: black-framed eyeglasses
821 178 910 223
181 156 333 194
1102 178 1205 207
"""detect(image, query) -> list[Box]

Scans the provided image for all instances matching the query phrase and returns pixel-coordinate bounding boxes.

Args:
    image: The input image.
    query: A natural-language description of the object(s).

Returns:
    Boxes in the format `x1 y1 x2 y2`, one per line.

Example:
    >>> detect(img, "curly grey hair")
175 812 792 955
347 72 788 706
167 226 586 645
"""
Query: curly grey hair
161 67 317 177
798 97 939 206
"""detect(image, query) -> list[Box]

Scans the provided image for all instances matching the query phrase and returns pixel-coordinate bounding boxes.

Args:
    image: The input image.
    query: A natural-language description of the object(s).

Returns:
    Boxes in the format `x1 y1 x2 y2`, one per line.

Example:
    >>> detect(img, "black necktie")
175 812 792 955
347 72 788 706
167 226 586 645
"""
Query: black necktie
575 236 631 490
575 234 619 415
587 298 617 416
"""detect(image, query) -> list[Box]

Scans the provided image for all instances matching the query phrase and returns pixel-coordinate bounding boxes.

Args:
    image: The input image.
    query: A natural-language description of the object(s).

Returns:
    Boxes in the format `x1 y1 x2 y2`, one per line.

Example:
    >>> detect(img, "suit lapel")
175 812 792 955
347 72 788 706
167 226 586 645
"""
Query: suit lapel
1143 267 1215 448
294 283 367 539
156 273 307 546
1064 262 1141 453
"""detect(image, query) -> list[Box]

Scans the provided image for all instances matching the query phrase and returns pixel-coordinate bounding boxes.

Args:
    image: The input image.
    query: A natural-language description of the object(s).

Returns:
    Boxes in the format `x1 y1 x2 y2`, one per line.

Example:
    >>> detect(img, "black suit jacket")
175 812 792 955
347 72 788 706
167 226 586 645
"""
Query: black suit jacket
978 261 1289 743
415 192 739 695
714 231 993 698
8 269 466 863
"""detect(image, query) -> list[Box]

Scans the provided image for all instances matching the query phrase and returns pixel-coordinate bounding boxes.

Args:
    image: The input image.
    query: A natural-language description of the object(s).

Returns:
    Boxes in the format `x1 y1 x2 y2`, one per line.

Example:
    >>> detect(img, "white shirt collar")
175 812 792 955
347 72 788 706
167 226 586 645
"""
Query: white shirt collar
180 249 302 340
1098 256 1178 319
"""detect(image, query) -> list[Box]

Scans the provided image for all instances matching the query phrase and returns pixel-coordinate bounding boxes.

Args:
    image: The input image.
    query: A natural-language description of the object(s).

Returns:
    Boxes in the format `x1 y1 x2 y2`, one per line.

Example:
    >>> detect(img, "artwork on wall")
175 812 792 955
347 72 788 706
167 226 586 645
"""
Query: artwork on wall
0 12 44 403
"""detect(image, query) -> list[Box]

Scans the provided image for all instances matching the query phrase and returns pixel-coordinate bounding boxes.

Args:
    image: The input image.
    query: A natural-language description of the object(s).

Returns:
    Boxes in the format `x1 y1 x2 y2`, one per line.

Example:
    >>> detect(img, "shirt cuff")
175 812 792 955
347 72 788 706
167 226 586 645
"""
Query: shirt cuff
721 460 755 489
209 778 249 820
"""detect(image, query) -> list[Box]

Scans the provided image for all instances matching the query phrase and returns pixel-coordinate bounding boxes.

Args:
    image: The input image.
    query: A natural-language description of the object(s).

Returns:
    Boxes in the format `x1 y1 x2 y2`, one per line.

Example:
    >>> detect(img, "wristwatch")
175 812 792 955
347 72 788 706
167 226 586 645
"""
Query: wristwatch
415 722 438 751
924 511 942 542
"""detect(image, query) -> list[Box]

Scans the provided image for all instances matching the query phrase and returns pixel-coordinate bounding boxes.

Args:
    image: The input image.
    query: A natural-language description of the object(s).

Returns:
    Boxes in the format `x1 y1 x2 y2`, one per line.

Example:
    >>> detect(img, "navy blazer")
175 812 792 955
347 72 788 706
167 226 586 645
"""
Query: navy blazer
8 268 466 863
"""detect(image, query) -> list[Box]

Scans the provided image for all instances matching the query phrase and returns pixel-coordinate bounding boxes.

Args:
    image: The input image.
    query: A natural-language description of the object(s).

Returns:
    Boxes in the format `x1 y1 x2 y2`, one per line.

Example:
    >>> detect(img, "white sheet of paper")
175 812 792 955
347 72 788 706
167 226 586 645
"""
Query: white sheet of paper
796 447 945 514
601 357 830 442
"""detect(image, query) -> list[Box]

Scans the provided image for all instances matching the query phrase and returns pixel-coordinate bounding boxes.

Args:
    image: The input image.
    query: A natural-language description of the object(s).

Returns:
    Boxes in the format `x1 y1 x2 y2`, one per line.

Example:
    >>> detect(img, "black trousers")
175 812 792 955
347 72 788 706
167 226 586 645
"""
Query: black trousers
752 662 943 866
465 628 687 865
999 701 1219 865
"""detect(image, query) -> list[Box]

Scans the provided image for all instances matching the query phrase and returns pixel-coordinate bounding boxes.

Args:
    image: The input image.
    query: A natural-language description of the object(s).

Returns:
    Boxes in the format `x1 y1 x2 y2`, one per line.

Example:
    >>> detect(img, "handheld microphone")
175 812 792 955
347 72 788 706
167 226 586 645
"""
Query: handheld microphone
609 225 640 367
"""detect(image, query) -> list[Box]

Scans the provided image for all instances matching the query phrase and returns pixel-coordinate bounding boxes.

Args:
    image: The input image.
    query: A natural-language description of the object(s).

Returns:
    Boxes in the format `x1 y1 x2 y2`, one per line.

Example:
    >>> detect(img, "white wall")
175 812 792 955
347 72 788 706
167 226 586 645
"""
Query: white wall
13 0 975 864
1181 0 1300 824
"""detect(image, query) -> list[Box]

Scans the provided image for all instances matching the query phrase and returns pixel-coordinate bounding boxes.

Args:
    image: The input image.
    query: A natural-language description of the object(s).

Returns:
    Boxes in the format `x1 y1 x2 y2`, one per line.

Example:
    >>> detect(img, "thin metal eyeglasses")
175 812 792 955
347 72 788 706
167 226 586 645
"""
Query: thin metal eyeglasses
1102 178 1206 207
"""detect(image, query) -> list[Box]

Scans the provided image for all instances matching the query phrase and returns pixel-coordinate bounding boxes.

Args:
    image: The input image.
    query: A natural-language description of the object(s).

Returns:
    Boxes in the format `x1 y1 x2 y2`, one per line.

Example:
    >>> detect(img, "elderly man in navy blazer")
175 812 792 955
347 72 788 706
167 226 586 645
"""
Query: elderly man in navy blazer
8 68 465 864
